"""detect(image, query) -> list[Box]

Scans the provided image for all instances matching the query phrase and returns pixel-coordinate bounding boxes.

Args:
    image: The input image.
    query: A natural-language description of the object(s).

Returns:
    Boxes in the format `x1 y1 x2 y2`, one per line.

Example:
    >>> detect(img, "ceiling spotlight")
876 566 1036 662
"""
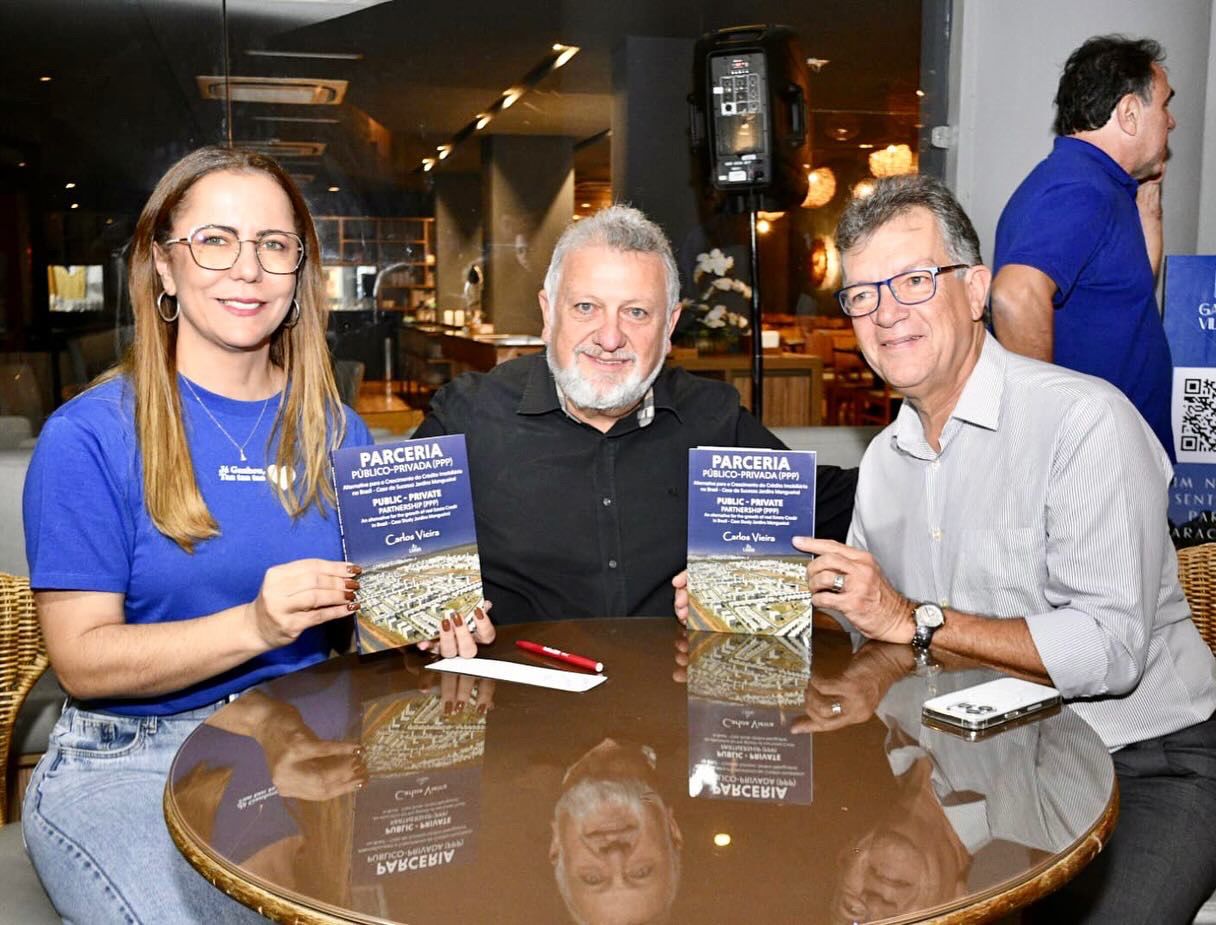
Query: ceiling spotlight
421 158 436 172
805 58 830 73
756 218 772 234
328 186 340 192
39 75 53 83
713 833 732 848
580 202 591 209
916 89 926 97
475 114 492 130
65 182 76 189
70 203 79 210
436 145 452 160
502 89 521 109
552 44 580 68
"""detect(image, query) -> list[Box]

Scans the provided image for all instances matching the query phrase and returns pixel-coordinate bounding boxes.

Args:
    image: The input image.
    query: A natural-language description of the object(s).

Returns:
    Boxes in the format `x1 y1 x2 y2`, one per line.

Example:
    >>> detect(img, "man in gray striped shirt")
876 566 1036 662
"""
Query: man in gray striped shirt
797 175 1216 923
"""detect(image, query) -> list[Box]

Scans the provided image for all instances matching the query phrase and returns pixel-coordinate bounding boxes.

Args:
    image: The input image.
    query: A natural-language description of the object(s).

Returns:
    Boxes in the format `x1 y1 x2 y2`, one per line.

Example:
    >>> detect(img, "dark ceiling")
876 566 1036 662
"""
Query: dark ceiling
0 0 921 219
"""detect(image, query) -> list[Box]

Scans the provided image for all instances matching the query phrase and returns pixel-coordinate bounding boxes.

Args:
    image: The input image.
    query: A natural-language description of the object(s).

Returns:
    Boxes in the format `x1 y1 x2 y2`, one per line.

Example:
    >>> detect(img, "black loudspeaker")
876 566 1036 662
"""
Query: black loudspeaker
690 25 811 211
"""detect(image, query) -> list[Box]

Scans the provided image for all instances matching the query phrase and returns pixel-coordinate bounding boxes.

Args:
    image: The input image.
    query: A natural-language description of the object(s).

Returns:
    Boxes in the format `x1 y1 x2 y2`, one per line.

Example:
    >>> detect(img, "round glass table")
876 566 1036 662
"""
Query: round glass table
165 618 1116 924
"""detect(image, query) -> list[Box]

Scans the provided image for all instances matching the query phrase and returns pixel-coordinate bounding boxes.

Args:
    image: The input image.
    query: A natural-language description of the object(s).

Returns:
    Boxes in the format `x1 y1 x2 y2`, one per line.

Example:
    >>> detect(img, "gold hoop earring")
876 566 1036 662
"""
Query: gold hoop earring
156 292 179 323
283 298 301 328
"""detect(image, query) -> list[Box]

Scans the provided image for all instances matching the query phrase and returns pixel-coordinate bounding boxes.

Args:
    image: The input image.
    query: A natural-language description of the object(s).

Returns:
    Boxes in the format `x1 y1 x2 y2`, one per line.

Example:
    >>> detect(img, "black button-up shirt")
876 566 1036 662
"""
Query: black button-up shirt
414 354 857 624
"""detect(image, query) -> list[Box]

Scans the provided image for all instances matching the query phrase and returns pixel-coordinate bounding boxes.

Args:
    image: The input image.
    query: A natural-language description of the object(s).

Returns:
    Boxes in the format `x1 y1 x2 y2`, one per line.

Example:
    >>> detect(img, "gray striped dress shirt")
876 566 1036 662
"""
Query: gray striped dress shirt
849 334 1216 750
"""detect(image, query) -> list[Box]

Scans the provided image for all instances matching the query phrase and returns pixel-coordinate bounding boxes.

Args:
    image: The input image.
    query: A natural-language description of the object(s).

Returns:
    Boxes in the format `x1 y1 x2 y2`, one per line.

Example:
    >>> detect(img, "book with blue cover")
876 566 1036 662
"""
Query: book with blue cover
686 446 816 636
331 434 483 652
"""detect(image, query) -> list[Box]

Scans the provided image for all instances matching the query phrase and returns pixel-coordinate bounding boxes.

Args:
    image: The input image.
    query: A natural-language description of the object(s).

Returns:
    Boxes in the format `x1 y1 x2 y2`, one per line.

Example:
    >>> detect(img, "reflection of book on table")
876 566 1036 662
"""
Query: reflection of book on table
686 632 811 707
686 446 816 636
332 434 483 652
352 691 484 891
686 632 813 805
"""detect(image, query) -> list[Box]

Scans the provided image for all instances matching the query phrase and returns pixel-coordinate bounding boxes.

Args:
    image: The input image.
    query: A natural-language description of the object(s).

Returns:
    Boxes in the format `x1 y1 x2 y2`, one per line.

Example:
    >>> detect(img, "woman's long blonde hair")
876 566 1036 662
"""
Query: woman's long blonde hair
124 146 345 551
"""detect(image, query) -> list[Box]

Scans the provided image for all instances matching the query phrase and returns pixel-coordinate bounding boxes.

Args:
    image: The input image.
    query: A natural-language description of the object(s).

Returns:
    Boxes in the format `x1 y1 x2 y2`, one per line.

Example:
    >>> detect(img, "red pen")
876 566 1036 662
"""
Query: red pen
516 639 604 673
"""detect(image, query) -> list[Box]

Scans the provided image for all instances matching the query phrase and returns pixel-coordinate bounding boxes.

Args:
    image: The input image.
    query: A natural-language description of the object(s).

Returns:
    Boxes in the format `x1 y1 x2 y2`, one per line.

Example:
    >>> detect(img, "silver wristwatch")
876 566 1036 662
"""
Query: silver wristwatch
911 602 945 651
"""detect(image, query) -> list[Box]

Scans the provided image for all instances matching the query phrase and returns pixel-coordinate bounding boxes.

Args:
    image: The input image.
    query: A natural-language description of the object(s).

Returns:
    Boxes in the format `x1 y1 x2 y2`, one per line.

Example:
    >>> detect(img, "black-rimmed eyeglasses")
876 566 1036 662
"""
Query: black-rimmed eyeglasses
835 264 971 317
162 224 305 275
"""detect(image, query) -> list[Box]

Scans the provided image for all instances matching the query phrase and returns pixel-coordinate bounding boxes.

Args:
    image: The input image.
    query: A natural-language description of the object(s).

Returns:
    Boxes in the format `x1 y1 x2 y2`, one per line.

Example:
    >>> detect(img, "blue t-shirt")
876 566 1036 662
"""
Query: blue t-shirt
993 136 1174 461
23 375 373 715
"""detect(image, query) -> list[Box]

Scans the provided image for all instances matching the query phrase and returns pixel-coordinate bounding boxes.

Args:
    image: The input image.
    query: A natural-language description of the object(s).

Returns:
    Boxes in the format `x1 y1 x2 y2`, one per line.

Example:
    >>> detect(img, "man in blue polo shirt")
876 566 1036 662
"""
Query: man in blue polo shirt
991 35 1176 460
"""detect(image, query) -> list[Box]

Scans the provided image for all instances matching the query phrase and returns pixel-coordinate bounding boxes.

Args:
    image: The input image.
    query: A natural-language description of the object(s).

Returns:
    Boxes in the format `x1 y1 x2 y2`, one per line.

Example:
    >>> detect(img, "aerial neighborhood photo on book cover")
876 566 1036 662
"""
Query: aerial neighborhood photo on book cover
686 446 816 636
332 434 482 652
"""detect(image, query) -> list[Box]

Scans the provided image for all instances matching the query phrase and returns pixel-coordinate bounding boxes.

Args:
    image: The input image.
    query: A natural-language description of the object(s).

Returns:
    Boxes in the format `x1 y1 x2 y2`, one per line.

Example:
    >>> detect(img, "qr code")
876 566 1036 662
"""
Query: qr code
1178 373 1216 455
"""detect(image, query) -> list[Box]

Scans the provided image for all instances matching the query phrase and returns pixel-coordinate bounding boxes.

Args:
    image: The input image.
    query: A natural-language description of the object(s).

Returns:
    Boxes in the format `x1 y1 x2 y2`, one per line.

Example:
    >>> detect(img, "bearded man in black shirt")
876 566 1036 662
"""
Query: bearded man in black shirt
414 205 857 624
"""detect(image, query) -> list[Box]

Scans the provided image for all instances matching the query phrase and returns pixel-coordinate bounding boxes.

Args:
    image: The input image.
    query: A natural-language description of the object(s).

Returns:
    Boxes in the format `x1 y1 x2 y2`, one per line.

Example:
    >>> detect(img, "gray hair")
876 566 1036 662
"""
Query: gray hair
551 777 682 924
836 175 983 268
543 204 681 320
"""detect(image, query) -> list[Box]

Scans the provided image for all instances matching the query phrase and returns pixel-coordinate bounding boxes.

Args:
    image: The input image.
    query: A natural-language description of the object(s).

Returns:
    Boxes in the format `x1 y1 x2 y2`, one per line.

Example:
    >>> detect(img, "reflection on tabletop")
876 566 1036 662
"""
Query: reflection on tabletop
168 621 1114 925
551 738 683 925
679 629 1112 924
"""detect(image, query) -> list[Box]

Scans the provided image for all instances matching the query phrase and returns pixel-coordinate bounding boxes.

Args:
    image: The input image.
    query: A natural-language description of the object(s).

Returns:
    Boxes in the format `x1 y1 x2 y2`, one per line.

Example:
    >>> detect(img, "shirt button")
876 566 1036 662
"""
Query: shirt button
931 528 943 541
930 459 941 470
602 497 612 506
608 559 618 569
939 598 949 607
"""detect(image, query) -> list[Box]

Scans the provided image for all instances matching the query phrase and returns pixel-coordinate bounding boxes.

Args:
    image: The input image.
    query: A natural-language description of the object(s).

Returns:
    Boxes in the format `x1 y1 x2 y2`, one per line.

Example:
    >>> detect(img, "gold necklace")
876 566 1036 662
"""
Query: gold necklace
182 377 274 463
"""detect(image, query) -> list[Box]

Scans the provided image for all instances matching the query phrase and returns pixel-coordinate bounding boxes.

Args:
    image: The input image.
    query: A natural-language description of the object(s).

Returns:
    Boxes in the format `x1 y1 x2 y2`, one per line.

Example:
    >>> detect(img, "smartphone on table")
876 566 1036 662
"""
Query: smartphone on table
921 677 1061 738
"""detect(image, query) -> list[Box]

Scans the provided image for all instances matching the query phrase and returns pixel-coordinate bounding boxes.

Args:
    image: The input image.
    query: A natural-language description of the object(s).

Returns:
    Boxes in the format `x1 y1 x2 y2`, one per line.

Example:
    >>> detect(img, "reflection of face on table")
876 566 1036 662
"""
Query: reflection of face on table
833 756 969 922
550 738 683 925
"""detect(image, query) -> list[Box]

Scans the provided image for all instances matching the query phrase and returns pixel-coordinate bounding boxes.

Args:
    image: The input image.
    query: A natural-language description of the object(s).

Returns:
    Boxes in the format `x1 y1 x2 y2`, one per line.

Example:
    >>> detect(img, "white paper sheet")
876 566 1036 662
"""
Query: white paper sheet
428 657 607 692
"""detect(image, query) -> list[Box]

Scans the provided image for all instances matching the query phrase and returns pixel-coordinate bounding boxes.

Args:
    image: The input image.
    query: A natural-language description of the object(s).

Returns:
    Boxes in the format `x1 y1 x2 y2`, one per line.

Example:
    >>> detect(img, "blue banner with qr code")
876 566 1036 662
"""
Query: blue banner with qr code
1163 255 1216 545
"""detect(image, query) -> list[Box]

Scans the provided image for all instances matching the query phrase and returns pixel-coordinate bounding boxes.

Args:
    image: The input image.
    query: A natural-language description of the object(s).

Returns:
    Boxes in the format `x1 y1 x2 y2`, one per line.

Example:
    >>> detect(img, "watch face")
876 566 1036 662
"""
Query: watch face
915 603 944 628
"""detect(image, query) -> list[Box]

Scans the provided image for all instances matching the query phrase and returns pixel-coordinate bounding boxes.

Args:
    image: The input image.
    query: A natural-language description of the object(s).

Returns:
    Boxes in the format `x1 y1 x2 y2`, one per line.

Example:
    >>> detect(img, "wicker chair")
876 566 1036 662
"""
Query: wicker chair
0 572 57 922
1177 543 1216 655
1178 545 1216 925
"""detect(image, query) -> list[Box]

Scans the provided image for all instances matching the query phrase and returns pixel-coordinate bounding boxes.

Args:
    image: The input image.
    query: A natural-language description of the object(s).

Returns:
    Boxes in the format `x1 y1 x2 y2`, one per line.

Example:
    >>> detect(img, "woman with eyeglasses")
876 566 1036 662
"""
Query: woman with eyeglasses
20 146 494 922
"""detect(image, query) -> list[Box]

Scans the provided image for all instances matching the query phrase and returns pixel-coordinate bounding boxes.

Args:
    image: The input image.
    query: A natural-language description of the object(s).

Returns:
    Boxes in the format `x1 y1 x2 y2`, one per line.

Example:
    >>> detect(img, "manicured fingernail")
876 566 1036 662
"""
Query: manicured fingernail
442 618 452 632
474 609 487 620
347 601 359 612
344 590 357 602
347 564 363 576
344 579 360 591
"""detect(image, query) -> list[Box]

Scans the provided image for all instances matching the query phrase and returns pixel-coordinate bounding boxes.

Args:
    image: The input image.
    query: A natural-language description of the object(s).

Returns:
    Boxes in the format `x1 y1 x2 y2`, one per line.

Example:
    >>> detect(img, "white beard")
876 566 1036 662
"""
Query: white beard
548 344 665 416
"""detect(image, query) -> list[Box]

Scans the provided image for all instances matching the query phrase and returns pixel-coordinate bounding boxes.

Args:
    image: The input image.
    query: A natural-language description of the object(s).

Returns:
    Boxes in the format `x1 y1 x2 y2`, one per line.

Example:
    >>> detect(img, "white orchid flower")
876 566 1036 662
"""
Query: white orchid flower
700 248 732 277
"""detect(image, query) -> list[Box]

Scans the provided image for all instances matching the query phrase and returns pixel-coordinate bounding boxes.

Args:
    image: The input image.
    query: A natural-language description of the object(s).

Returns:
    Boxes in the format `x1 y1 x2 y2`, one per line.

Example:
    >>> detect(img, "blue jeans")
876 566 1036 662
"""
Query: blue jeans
22 702 266 925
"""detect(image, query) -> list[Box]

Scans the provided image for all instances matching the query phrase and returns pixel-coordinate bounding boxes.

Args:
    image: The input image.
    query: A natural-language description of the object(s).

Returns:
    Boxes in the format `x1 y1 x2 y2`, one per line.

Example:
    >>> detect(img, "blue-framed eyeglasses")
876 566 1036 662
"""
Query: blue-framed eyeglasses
835 264 971 317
